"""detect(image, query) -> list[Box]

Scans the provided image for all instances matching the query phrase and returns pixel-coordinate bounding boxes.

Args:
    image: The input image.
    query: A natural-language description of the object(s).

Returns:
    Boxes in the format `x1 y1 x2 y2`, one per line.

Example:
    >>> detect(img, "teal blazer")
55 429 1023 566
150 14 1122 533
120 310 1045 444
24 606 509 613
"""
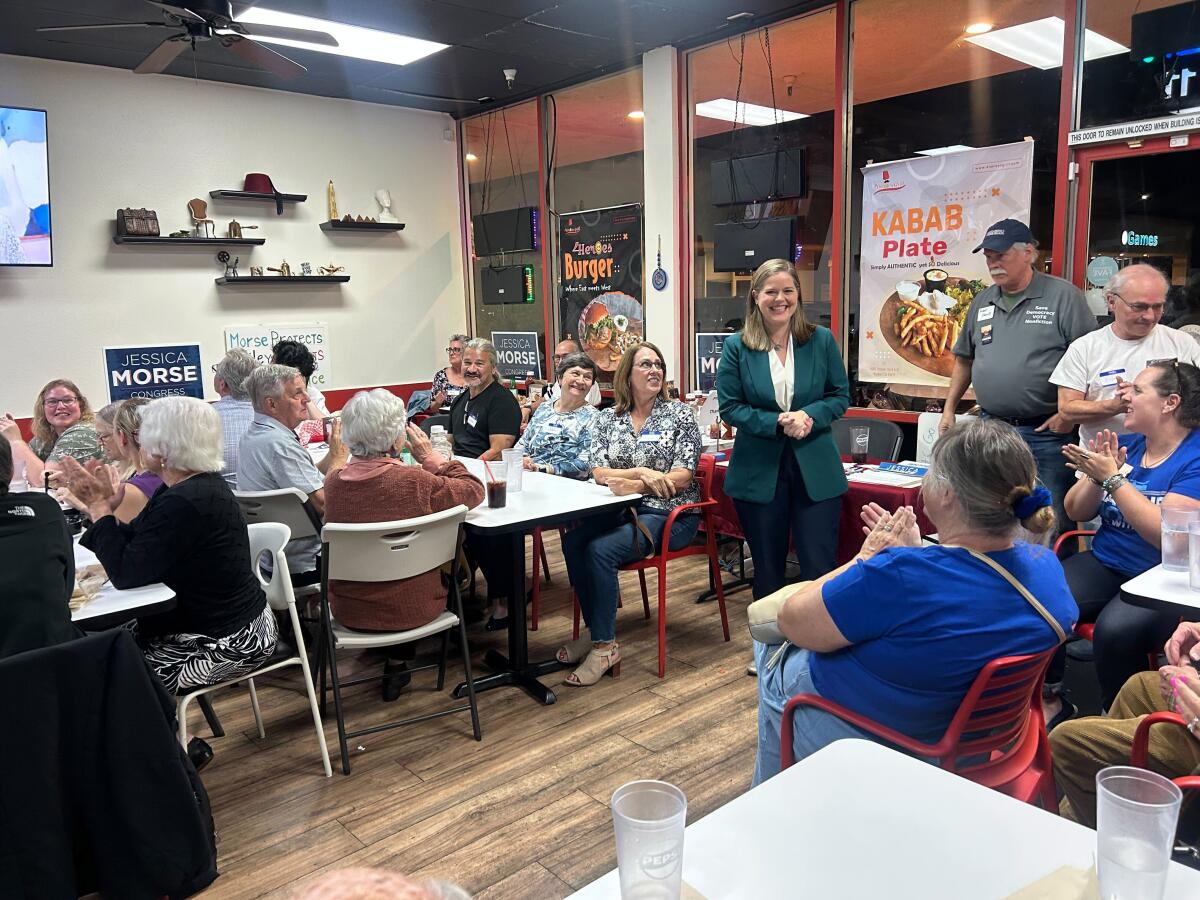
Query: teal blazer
716 327 850 504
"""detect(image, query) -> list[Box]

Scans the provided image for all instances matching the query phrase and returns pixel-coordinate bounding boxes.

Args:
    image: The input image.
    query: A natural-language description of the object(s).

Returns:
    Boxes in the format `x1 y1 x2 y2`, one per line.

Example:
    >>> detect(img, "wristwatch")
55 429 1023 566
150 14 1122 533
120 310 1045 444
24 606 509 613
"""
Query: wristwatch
1101 473 1128 495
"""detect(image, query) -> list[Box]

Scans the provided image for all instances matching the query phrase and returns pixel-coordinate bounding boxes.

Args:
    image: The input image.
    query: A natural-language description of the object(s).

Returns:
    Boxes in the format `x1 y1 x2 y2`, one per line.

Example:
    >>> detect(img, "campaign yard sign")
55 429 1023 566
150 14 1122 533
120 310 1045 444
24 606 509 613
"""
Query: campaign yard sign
491 331 543 380
104 344 204 402
223 323 331 389
695 333 728 392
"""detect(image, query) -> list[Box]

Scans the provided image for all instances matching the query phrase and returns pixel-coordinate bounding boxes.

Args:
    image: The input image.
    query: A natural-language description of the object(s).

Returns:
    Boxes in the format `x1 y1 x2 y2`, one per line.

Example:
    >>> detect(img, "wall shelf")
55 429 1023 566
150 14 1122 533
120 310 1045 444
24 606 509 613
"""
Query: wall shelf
319 220 405 232
112 235 266 246
215 275 349 285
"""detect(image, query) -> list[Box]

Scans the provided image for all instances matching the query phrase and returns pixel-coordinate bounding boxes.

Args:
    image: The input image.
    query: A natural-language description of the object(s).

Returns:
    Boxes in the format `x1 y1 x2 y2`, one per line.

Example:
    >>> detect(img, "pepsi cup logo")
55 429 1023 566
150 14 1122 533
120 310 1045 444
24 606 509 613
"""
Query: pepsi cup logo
639 845 681 879
854 433 869 449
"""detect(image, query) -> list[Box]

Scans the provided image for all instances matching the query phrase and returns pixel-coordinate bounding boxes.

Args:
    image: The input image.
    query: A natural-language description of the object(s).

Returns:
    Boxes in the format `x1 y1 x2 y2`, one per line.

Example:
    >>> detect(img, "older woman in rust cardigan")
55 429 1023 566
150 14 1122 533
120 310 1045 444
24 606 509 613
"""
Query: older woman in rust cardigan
323 388 484 700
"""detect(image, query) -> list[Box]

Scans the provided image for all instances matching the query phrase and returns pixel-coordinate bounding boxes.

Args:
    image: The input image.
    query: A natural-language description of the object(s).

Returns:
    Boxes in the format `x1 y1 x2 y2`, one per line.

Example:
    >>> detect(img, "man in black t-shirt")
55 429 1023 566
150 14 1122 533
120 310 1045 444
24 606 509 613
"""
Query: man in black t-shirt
450 338 522 460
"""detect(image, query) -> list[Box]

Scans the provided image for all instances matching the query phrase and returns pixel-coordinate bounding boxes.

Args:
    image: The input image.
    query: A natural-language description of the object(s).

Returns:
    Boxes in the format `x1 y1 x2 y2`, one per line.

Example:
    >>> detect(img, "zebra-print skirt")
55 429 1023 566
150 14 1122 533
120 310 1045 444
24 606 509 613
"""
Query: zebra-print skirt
138 603 279 695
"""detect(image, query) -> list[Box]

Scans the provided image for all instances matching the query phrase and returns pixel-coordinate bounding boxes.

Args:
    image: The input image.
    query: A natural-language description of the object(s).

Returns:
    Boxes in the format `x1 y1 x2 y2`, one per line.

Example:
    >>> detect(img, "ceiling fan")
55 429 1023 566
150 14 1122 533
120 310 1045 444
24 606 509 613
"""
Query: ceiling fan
36 0 339 80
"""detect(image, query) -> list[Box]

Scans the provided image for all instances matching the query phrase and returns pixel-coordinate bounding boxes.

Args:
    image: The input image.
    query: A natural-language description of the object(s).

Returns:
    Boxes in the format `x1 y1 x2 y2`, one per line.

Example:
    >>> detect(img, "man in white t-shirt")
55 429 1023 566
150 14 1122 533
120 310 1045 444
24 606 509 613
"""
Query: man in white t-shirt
1052 263 1200 447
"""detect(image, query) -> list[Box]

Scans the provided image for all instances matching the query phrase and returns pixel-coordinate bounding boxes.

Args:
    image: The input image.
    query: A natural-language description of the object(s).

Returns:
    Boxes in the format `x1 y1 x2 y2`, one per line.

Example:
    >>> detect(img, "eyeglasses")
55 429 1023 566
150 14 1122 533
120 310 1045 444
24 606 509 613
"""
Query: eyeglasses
635 360 666 371
446 346 464 354
1108 291 1166 315
43 396 79 408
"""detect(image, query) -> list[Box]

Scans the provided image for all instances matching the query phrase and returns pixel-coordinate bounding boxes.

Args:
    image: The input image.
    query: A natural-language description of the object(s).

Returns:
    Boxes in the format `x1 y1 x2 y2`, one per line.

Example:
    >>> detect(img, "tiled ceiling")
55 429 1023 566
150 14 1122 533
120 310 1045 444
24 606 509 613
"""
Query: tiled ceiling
1 0 818 116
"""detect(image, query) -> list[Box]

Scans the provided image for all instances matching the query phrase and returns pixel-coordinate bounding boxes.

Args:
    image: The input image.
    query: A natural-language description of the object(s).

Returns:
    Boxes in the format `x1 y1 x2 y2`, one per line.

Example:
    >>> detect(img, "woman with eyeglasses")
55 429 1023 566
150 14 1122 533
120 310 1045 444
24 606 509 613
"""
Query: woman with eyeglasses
0 378 104 486
557 342 702 686
1055 361 1200 716
61 398 163 524
431 334 470 410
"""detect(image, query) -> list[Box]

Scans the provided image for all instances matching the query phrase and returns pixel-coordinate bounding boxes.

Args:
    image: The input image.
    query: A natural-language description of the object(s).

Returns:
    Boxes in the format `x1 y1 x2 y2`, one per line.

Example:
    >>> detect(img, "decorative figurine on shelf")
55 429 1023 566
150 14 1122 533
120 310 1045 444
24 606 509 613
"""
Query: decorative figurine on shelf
168 229 190 238
342 213 353 222
318 262 345 276
227 219 258 239
328 180 338 221
250 266 264 277
376 189 399 223
188 198 215 238
300 262 313 276
217 250 239 278
268 260 293 277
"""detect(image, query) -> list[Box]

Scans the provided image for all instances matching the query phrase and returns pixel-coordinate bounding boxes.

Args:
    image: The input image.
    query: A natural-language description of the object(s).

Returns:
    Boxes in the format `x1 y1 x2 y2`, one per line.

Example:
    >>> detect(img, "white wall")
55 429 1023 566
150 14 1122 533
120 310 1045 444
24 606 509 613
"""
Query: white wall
0 53 466 413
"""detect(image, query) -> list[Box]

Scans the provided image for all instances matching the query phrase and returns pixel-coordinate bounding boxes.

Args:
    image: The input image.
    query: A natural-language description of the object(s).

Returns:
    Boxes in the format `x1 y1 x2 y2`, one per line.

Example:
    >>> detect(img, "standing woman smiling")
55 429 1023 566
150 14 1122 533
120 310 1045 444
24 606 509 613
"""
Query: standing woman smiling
717 259 851 607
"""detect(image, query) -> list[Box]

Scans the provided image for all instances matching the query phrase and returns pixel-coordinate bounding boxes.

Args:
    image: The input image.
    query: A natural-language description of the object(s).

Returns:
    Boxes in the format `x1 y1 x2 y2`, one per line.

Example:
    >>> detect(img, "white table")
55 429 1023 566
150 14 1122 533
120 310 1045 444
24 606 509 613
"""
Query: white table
1122 564 1200 616
453 456 640 705
72 541 175 629
569 739 1200 898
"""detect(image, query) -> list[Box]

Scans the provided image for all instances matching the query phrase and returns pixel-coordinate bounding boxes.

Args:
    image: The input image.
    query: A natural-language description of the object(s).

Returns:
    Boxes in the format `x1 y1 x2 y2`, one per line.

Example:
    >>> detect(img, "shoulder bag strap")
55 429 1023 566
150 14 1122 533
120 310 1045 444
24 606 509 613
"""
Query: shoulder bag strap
963 548 1068 643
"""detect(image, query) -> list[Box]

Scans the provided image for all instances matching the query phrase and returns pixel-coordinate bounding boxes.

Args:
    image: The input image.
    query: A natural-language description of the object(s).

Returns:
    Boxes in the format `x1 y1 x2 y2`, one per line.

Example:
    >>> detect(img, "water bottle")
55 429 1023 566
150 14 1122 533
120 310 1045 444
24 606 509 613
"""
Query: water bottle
429 424 451 458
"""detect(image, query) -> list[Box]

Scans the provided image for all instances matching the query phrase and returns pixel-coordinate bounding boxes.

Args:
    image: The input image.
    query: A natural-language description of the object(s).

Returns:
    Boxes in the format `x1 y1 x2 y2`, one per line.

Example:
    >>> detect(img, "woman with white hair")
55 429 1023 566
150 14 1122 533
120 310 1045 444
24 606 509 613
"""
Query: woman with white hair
61 397 277 766
324 389 484 700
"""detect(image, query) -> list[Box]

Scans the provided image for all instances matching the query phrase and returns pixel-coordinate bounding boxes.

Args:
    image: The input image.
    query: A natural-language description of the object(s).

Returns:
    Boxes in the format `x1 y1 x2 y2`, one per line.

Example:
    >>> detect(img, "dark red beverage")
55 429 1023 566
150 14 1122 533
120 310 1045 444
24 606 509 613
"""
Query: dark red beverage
487 479 508 508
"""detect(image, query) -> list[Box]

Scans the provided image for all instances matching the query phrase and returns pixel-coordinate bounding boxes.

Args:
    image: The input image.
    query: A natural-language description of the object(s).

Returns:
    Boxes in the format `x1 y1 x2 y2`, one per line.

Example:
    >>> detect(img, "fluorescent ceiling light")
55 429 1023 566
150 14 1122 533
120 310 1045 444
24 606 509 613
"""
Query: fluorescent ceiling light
695 98 807 127
965 16 1127 70
233 7 449 66
916 144 975 156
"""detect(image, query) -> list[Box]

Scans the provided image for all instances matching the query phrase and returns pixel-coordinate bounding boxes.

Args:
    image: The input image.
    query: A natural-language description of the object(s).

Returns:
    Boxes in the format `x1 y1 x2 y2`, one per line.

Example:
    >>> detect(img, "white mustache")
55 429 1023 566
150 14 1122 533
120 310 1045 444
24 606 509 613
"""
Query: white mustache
989 268 1007 276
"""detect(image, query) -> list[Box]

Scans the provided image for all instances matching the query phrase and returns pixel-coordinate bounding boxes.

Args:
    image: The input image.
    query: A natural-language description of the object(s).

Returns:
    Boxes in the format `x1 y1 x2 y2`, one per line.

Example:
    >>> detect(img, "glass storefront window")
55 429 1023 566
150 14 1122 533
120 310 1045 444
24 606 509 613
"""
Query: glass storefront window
847 0 1063 413
687 8 837 390
1082 1 1198 129
461 100 544 366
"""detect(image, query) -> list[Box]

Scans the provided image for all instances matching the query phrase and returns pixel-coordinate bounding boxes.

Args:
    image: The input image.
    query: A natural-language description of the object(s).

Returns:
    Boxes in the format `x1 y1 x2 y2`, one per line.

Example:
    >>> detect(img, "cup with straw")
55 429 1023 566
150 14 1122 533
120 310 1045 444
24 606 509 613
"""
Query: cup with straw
483 459 507 509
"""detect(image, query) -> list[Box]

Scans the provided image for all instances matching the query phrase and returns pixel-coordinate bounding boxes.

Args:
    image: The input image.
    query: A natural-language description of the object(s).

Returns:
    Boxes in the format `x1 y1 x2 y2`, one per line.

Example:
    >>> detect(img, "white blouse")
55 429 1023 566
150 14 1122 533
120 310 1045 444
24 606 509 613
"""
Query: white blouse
767 338 794 412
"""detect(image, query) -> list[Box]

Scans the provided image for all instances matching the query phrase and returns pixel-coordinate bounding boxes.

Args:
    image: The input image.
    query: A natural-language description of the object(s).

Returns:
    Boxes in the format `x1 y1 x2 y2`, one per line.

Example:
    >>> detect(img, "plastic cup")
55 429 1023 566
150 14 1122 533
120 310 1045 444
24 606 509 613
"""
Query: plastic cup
486 479 507 509
1189 521 1200 592
850 424 870 465
501 448 524 493
1096 766 1182 900
611 780 686 899
1161 508 1200 571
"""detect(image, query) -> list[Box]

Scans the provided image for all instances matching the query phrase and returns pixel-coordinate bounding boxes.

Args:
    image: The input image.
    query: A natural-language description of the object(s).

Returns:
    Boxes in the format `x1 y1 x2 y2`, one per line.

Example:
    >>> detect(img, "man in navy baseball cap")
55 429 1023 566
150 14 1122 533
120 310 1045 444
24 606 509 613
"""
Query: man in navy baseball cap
973 218 1035 253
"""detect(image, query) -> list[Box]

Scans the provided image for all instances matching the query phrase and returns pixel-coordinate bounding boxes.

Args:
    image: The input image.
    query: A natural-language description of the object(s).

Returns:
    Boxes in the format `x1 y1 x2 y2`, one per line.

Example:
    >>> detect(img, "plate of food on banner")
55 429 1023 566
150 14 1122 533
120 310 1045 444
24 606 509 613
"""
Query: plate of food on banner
878 269 986 377
579 292 644 370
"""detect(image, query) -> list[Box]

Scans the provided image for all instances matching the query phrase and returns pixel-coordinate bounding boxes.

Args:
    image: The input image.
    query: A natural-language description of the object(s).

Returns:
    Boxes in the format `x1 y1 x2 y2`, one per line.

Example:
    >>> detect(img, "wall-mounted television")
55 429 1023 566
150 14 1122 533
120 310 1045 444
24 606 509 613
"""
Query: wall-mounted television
713 218 797 272
711 148 805 207
0 106 51 266
472 206 537 256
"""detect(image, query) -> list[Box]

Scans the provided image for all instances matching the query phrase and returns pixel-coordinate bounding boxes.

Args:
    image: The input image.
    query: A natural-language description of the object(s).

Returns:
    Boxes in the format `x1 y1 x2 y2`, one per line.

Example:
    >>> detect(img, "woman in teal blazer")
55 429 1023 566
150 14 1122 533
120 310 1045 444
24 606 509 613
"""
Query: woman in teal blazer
716 258 850 602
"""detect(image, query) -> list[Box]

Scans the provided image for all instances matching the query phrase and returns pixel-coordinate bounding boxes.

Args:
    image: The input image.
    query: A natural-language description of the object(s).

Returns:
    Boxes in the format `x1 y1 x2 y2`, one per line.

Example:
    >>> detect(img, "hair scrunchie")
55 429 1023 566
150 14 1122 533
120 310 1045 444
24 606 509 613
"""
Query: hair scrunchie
1013 484 1052 519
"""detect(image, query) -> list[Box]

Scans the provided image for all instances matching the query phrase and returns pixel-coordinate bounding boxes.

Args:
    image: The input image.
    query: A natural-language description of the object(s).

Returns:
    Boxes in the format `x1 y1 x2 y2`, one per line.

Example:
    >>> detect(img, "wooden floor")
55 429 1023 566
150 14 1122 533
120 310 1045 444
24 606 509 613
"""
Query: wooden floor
195 531 757 899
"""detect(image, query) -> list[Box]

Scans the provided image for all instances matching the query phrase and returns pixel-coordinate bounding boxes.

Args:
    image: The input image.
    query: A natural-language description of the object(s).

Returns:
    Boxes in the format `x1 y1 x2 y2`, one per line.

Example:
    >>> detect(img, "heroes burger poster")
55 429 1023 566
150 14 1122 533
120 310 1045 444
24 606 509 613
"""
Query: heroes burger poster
856 141 1034 387
558 204 643 374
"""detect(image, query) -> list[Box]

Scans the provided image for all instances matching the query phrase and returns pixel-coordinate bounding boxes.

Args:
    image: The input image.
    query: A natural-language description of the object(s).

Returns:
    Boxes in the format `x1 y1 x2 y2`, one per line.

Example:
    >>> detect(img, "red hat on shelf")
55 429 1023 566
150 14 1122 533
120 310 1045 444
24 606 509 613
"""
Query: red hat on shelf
243 173 274 193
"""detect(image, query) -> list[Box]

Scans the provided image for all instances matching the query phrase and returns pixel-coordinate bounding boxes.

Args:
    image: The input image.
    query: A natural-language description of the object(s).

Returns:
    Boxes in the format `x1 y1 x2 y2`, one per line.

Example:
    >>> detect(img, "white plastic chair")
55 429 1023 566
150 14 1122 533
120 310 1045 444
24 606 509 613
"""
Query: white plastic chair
233 487 322 541
176 522 333 777
318 505 481 775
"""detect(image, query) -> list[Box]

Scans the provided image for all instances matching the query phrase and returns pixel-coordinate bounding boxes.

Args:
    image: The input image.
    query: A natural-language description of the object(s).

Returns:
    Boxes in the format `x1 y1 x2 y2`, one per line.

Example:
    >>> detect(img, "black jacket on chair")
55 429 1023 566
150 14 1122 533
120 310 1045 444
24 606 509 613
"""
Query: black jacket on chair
0 630 217 898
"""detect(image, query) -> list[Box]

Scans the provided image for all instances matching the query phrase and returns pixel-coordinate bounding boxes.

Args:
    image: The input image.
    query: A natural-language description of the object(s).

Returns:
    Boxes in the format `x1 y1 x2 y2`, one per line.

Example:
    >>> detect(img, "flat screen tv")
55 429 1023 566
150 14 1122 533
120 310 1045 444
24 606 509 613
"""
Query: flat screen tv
713 218 796 272
0 106 51 266
472 206 537 256
710 148 805 206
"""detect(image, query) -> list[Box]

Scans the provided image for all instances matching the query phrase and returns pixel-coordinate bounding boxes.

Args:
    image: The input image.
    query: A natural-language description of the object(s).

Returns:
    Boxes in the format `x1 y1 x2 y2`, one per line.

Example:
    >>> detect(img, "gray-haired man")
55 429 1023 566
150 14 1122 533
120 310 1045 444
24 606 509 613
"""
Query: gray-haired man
212 348 258 487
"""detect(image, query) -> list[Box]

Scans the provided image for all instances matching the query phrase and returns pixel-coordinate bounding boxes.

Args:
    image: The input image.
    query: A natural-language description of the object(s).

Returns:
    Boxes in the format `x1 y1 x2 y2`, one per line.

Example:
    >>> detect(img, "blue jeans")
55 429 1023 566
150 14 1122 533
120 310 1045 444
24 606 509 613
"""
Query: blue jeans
561 506 700 643
753 642 880 786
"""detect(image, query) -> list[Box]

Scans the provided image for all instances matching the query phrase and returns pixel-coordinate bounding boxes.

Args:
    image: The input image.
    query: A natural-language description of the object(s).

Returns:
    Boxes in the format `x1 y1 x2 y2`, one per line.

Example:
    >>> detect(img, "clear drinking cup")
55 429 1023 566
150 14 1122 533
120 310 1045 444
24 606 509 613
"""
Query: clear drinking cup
501 448 524 493
1096 766 1182 900
1189 521 1200 592
611 780 686 899
849 424 870 465
1161 508 1200 571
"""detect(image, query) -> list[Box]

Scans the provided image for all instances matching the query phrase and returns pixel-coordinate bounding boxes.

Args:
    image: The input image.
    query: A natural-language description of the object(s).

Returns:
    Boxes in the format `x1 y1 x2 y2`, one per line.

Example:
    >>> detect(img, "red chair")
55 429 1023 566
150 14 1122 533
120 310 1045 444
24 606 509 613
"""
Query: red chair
1054 530 1096 642
781 648 1059 810
573 456 731 677
528 527 554 631
1131 712 1200 831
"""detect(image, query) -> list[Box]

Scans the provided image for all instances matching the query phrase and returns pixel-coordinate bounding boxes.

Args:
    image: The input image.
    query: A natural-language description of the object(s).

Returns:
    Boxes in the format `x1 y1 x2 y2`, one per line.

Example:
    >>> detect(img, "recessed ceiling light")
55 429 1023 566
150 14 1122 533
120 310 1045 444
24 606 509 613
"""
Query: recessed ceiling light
465 153 478 162
233 7 449 66
916 144 975 156
1141 193 1151 200
627 110 645 120
964 23 993 36
965 16 1127 70
695 98 807 127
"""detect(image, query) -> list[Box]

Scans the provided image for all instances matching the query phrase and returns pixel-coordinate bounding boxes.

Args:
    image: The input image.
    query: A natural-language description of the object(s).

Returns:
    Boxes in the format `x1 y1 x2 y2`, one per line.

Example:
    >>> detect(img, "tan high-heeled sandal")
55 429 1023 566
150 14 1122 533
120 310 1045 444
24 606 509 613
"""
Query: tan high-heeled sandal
564 643 620 687
556 633 592 665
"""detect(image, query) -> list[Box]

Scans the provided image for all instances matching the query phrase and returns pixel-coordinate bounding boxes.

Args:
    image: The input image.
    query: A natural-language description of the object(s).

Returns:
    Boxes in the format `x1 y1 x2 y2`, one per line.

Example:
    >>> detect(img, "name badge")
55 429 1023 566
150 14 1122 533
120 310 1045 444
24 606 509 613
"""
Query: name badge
637 432 662 443
980 324 993 345
545 421 564 431
466 414 478 428
1098 367 1126 388
977 306 995 323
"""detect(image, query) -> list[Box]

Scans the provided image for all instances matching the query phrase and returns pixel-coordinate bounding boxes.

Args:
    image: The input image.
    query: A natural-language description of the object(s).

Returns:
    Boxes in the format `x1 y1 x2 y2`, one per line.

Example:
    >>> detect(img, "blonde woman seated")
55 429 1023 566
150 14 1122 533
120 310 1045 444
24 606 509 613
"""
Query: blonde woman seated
753 419 1077 784
324 389 484 700
62 398 163 524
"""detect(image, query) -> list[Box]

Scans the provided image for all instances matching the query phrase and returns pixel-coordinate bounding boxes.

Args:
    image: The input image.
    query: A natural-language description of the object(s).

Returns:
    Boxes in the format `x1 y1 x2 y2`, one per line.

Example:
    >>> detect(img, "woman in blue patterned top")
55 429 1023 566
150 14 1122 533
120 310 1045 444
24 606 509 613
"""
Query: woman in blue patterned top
516 351 598 479
558 342 702 686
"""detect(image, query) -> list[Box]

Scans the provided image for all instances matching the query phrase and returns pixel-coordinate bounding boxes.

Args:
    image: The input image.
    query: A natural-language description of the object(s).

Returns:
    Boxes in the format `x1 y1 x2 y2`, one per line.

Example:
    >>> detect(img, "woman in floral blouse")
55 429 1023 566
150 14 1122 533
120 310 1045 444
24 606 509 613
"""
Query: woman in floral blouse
516 351 598 479
430 334 470 409
558 342 702 686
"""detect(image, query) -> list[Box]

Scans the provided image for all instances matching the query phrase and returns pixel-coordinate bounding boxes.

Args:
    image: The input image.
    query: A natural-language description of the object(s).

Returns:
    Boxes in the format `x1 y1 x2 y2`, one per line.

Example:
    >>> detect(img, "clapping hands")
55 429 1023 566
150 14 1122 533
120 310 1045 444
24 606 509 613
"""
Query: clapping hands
857 504 920 559
59 456 124 520
1062 428 1125 483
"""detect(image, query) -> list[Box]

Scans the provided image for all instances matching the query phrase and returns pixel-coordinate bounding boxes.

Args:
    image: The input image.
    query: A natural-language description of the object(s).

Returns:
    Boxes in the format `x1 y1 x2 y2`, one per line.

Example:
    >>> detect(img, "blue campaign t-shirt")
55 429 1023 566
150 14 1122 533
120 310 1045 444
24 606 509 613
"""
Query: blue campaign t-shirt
1090 430 1200 577
809 543 1077 742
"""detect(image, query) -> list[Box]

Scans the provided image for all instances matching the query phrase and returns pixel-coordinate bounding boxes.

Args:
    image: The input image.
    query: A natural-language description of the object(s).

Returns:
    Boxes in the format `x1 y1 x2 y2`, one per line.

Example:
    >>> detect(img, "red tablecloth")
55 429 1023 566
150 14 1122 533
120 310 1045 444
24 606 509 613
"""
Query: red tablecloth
705 453 935 565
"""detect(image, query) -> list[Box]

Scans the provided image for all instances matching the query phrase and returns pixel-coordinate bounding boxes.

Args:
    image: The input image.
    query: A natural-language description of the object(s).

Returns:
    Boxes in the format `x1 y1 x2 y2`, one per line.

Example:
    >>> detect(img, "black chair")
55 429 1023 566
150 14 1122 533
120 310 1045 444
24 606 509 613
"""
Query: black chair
832 417 904 462
420 414 451 435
